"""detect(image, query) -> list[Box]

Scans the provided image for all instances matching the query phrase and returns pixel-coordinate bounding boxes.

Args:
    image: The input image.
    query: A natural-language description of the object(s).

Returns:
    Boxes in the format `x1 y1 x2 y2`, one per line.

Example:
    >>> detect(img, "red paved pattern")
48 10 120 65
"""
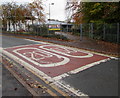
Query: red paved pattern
4 44 109 77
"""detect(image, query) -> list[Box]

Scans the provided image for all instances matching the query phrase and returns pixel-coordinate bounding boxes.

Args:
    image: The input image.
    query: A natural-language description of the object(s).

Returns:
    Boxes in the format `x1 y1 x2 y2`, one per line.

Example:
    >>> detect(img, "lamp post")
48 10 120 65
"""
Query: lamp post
48 3 54 34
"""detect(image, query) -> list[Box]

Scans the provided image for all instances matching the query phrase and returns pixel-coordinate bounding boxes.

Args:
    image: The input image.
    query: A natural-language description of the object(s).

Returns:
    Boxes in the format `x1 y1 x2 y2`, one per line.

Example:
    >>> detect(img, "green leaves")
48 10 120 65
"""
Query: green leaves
66 2 120 24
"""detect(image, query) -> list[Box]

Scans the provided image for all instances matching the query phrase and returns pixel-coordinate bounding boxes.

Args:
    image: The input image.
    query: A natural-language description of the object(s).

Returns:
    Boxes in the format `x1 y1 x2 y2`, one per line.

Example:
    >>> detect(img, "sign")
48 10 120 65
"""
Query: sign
49 24 60 31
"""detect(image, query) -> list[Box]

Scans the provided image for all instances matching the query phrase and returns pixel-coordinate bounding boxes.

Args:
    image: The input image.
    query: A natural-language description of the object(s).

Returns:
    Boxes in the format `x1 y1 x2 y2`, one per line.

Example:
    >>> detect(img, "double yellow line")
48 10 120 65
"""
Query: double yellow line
26 66 70 97
2 53 69 97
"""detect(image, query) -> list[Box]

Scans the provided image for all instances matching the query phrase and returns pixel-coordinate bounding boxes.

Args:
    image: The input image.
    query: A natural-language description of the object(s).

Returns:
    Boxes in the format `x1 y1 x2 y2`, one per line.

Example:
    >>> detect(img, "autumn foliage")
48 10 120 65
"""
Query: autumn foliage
66 1 120 24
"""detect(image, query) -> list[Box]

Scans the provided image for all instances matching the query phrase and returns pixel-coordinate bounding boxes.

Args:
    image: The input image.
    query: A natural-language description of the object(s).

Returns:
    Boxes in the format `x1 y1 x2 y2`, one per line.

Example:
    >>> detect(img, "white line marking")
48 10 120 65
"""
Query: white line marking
22 38 118 59
24 38 46 44
3 37 118 59
2 49 53 81
0 48 2 52
13 47 70 67
68 58 111 74
54 81 88 96
3 44 42 49
2 49 88 96
39 45 93 58
53 58 110 80
2 36 118 96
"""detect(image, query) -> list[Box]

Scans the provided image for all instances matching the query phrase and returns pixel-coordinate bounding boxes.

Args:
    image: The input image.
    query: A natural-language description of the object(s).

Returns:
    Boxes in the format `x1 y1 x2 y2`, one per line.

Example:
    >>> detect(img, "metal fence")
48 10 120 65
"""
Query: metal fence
62 23 120 43
2 22 119 43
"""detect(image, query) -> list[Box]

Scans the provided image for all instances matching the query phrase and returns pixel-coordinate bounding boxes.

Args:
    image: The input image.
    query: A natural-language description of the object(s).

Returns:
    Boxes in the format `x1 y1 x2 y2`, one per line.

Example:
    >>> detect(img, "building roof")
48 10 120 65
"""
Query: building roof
29 19 73 25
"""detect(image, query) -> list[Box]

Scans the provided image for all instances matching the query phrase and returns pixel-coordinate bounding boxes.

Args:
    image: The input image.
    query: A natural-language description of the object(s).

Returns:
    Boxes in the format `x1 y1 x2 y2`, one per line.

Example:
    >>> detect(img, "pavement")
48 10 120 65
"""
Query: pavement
55 32 119 57
2 65 32 97
1 32 119 97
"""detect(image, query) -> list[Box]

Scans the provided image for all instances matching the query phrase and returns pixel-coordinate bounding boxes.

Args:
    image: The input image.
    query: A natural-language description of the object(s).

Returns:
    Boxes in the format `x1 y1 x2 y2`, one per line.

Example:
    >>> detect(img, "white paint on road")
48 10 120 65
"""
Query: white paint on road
40 45 93 58
13 48 70 67
2 49 89 96
53 57 110 80
24 38 118 59
2 38 118 97
68 57 111 74
54 80 88 96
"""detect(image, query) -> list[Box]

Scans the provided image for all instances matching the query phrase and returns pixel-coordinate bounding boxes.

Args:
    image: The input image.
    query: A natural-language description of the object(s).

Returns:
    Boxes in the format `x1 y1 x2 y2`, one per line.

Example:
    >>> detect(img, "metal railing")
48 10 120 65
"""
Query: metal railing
61 23 119 43
2 23 120 43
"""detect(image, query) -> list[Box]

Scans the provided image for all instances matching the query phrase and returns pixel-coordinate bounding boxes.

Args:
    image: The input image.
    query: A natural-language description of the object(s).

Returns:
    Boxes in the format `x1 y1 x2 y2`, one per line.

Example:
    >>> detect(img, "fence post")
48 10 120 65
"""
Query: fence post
117 23 119 43
67 24 68 32
47 24 49 35
60 24 62 32
89 23 91 38
91 23 93 39
103 23 106 40
80 24 83 41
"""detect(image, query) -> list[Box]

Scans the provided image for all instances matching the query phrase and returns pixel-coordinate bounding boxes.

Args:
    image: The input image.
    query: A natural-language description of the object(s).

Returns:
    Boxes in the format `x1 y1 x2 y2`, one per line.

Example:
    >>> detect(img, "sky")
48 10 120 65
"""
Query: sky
1 0 67 21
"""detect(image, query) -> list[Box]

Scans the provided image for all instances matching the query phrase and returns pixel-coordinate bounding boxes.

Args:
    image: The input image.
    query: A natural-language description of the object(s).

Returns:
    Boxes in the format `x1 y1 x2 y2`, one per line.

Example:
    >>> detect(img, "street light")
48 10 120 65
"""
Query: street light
49 3 54 21
48 3 54 34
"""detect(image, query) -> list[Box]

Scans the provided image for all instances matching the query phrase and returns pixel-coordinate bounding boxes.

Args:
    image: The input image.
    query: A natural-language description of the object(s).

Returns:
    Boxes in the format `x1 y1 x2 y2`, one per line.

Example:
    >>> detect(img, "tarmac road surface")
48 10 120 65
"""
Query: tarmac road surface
1 33 118 97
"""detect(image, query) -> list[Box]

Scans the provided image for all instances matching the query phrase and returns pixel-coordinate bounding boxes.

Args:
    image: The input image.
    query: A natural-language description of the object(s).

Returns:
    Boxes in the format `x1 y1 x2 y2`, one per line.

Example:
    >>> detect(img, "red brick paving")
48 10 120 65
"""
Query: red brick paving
5 44 109 77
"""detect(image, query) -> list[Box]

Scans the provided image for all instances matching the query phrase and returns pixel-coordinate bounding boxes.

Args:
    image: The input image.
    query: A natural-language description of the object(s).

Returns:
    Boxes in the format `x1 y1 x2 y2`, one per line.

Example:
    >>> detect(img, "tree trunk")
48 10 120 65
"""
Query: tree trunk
24 21 27 31
8 20 11 31
15 23 17 31
18 21 21 30
12 22 15 32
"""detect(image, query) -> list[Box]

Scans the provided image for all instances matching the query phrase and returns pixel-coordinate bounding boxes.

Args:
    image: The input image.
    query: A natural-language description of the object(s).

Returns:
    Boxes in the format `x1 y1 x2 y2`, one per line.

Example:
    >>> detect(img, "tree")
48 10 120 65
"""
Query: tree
28 0 45 25
1 0 45 32
66 1 120 24
2 3 13 31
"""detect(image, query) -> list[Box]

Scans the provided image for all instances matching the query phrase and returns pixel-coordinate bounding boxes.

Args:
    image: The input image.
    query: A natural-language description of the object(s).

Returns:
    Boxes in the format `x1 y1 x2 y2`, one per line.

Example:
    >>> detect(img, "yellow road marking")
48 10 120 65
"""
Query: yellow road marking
26 66 69 97
1 34 70 96
1 54 57 96
5 65 39 96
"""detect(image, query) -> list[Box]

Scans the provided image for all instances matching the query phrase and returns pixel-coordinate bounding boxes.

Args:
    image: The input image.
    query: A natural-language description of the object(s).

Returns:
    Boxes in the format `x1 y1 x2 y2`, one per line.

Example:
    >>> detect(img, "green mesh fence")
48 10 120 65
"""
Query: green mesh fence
62 23 119 43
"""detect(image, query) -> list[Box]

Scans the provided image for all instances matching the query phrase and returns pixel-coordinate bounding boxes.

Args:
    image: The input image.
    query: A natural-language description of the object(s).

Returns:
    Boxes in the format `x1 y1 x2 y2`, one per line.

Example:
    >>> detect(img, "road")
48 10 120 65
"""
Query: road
1 33 118 97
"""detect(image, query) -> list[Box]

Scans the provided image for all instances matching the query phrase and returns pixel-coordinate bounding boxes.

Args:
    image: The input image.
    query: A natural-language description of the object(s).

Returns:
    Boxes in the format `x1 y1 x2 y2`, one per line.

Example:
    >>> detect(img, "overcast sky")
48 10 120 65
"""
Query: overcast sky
1 0 67 21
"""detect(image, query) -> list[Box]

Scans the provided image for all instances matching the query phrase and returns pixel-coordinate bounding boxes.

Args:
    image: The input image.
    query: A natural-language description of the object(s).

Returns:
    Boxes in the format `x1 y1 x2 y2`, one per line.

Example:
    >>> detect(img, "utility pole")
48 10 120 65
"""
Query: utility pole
80 24 82 41
48 3 54 34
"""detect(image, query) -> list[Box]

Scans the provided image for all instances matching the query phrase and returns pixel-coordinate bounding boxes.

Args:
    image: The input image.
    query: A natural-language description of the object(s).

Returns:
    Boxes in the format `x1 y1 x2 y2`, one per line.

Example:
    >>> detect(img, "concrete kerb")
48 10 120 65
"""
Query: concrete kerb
2 49 87 96
2 45 91 96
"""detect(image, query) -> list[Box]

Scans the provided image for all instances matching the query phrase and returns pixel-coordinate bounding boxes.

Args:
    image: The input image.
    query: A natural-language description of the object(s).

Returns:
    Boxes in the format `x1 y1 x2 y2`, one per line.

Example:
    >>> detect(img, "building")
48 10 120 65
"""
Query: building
46 19 73 32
